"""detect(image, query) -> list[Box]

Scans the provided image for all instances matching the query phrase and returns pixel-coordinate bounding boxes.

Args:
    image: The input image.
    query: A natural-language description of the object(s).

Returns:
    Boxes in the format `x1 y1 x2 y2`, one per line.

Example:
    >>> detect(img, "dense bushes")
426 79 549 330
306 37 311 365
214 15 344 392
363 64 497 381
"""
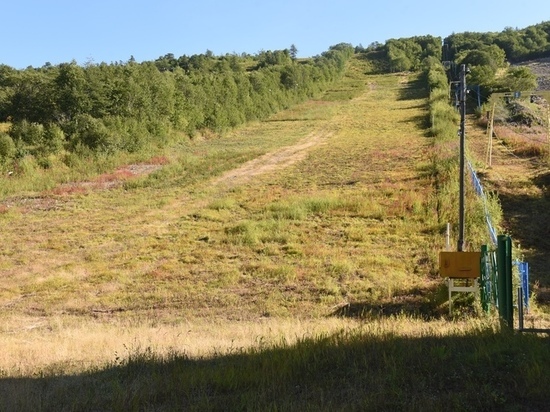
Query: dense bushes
385 36 442 72
445 22 550 64
443 22 547 100
0 133 15 160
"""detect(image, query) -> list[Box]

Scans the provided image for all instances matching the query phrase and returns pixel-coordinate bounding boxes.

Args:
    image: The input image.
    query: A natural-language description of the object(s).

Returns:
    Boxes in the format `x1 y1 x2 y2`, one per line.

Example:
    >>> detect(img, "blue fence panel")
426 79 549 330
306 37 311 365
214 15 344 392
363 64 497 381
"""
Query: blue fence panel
517 261 530 311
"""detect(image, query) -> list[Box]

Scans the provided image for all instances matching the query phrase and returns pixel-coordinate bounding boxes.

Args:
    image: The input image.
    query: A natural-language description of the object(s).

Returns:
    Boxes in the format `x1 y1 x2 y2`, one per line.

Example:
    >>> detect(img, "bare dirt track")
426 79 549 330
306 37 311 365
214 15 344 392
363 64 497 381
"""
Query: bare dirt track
212 129 332 189
2 129 331 216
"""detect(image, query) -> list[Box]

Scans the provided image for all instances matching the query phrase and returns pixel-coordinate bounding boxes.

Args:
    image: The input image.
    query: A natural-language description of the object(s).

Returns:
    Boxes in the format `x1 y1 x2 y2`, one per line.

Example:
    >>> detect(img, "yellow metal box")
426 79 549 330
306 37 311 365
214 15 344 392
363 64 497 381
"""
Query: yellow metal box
439 251 481 278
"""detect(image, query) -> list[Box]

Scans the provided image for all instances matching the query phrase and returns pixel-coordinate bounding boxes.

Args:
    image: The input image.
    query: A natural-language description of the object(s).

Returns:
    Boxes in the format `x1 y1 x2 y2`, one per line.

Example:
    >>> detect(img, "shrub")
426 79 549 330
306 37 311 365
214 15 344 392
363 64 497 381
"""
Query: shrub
10 120 44 146
103 116 151 153
43 123 65 154
0 133 16 160
70 114 119 152
17 155 39 176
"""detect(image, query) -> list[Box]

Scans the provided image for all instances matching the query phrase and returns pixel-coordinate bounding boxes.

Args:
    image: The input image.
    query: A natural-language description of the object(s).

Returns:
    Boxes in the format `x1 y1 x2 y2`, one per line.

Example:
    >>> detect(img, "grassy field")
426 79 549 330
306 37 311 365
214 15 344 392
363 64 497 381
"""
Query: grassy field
1 58 549 411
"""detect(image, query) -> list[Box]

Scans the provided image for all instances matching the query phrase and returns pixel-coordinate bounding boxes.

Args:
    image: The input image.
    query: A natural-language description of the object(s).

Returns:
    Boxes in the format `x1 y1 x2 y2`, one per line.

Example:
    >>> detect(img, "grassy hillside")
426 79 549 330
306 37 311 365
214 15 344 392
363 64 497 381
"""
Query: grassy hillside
0 58 439 325
1 56 549 411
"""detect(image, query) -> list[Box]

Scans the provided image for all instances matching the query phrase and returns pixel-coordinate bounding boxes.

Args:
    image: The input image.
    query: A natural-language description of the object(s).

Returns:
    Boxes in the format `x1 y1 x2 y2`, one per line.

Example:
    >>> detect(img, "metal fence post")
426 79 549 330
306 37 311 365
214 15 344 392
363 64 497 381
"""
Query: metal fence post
505 236 513 327
480 245 490 313
497 235 513 328
518 287 524 331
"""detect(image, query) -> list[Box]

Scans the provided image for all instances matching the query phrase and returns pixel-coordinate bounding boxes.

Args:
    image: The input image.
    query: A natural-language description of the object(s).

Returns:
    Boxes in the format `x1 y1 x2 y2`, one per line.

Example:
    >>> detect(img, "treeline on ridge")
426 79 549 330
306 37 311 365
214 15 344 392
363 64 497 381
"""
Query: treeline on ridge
358 21 549 99
1 20 549 171
0 44 353 167
442 22 550 99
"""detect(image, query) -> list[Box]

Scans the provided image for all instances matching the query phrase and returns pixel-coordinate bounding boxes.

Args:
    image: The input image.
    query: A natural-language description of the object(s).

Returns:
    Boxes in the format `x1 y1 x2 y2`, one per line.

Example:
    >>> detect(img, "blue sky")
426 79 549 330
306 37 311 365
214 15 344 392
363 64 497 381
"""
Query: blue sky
1 0 548 68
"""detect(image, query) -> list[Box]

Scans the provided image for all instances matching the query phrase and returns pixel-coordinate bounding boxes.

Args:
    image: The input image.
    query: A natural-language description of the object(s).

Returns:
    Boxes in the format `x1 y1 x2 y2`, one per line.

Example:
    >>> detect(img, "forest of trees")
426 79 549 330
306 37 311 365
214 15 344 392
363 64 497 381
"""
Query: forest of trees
0 43 354 165
359 22 548 105
444 21 550 63
1 21 549 169
441 22 550 98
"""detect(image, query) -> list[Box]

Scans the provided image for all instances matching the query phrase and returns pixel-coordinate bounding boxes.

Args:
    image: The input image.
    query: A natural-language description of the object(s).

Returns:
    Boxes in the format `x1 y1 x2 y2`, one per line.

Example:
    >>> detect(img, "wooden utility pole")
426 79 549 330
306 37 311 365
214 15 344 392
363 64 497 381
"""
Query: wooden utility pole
486 102 495 167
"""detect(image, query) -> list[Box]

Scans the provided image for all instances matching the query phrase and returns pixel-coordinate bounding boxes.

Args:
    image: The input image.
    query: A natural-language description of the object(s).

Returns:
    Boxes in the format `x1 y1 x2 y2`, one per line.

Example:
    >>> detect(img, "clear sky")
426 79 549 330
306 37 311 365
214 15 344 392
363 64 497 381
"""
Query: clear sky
1 0 549 69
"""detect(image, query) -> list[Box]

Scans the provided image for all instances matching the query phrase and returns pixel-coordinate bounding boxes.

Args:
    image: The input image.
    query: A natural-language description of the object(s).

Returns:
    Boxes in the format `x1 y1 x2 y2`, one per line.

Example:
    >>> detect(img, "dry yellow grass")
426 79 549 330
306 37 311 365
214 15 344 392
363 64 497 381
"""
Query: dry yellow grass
0 316 359 375
0 61 448 376
0 122 10 133
1 313 511 377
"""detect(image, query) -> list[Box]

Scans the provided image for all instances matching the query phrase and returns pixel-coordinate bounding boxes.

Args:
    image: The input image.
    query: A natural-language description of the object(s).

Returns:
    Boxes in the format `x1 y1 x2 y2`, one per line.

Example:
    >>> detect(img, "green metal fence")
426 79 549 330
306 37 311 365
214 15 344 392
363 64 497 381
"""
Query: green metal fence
480 235 514 327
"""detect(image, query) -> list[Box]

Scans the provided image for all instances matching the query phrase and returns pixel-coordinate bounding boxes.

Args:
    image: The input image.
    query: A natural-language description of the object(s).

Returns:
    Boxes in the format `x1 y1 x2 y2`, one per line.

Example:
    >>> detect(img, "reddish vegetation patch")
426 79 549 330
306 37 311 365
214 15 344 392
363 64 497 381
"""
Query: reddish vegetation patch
49 185 88 197
61 162 165 192
148 156 170 165
95 169 135 184
2 161 167 212
494 125 548 157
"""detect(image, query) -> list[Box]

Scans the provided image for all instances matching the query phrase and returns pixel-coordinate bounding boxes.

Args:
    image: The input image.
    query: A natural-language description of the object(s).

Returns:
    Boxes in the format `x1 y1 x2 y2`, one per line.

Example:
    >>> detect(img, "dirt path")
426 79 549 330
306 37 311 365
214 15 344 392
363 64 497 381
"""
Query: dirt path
211 129 332 189
4 127 332 211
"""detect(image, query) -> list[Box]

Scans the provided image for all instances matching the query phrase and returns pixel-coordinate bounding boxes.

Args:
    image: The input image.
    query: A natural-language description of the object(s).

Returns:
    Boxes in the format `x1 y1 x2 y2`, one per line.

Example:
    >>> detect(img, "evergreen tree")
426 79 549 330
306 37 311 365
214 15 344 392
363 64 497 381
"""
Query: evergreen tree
290 44 298 60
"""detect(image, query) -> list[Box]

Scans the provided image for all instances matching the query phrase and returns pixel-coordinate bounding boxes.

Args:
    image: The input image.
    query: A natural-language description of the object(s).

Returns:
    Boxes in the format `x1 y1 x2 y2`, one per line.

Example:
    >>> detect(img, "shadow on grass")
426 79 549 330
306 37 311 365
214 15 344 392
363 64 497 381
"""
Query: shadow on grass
1 324 548 411
262 118 310 123
399 112 431 130
398 76 429 101
497 178 550 305
355 50 389 74
330 284 453 320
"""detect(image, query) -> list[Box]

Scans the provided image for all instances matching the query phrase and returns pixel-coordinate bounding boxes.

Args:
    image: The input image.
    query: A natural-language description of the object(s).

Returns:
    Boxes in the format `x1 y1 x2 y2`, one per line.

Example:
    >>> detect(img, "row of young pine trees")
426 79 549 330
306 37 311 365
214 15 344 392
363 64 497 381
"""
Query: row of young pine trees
0 44 353 165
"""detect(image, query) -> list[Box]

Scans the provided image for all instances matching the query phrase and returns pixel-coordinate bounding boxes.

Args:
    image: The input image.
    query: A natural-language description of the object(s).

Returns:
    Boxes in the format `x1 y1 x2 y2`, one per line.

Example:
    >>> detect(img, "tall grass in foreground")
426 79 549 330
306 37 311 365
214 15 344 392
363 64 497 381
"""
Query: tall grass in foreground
1 317 548 411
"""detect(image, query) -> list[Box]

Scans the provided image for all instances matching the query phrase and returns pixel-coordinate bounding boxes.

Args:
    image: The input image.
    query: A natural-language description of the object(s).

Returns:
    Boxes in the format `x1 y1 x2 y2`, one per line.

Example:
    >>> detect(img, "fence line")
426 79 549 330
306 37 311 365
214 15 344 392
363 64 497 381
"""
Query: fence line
466 159 498 245
468 159 530 316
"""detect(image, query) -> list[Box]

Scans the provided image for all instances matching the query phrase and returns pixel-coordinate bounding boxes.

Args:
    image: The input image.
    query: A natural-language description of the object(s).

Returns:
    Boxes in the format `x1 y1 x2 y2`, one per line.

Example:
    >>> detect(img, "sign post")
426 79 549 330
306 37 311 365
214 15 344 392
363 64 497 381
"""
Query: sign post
439 251 481 314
